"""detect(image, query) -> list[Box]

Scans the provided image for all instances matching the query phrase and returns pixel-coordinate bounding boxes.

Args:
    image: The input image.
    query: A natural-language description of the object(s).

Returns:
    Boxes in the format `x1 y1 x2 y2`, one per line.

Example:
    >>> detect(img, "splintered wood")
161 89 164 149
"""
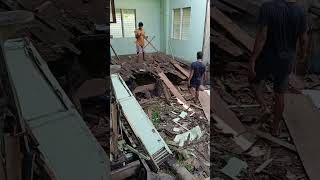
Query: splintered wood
198 91 210 122
158 72 190 109
212 7 254 52
284 93 320 180
212 90 255 151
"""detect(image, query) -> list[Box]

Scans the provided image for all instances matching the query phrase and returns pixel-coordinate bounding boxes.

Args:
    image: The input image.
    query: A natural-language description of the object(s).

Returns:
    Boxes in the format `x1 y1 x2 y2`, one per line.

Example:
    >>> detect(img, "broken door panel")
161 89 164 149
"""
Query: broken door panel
111 74 172 171
3 38 110 180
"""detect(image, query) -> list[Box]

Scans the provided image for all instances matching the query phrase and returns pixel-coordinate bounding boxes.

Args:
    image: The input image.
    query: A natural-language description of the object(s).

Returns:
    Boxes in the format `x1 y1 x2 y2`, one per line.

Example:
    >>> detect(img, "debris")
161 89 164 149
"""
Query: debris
168 161 196 180
246 146 265 157
158 72 190 109
212 7 254 52
173 118 181 122
248 128 297 152
174 126 203 147
284 93 320 180
255 158 273 173
173 127 182 132
198 91 210 121
179 111 188 119
286 171 297 180
221 157 248 180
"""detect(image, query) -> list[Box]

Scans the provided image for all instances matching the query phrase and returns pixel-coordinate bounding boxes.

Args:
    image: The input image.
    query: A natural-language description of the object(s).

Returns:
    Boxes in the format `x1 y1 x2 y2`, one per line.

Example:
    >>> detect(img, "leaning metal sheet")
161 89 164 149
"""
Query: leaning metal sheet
111 74 172 156
3 38 110 180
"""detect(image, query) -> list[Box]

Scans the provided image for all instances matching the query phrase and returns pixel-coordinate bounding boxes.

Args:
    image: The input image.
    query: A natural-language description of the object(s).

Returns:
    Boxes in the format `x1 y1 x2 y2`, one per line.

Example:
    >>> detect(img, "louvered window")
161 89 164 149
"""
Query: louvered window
172 7 191 40
111 9 137 38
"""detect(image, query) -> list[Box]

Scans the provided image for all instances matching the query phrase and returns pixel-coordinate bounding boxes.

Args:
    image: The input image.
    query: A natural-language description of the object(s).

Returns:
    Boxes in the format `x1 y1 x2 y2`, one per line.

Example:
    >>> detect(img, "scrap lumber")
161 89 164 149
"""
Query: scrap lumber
133 84 155 94
217 0 261 16
158 72 190 108
111 160 141 180
214 0 241 14
284 93 320 180
212 31 244 57
198 90 210 121
212 7 254 52
248 128 297 152
255 159 273 173
212 90 255 151
171 62 190 78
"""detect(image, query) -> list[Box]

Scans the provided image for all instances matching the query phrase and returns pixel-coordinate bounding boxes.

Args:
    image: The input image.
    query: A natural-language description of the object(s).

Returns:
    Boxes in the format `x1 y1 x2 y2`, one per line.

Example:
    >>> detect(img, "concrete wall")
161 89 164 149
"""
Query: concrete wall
111 0 207 64
166 0 207 63
111 0 161 56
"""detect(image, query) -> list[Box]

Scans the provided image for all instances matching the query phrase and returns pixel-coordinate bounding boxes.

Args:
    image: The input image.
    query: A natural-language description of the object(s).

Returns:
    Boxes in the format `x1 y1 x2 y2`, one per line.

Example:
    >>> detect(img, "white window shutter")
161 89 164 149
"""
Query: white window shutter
172 8 181 39
122 9 136 38
110 9 123 38
182 7 191 40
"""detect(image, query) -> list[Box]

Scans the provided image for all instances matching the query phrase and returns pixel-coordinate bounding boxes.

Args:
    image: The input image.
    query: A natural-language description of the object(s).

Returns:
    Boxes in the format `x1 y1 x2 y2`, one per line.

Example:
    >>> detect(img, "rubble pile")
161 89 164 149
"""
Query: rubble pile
110 53 210 179
212 0 320 179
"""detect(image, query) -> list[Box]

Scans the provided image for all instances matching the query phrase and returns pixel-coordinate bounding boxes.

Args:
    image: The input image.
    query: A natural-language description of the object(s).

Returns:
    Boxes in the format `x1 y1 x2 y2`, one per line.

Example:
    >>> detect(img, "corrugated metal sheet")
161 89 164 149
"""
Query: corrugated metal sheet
111 74 172 161
3 38 110 180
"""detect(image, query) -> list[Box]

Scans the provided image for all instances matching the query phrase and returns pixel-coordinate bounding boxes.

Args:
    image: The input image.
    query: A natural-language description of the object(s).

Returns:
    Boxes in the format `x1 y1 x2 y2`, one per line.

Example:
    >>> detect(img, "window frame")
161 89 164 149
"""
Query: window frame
111 8 137 38
171 7 191 40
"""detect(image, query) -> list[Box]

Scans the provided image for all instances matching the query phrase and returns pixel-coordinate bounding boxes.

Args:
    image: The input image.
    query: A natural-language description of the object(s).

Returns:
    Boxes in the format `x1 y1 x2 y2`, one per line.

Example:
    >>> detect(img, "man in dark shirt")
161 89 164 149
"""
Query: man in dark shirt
249 0 308 136
188 51 206 101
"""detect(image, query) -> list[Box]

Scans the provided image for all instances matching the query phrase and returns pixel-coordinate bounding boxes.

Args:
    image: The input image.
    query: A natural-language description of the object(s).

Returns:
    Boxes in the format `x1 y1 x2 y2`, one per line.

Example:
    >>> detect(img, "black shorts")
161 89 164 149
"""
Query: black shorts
189 80 201 91
251 58 293 93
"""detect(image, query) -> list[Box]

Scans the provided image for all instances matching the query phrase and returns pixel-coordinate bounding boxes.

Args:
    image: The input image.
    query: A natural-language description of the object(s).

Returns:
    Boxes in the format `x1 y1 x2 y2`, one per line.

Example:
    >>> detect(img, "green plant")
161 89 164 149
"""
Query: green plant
151 111 160 124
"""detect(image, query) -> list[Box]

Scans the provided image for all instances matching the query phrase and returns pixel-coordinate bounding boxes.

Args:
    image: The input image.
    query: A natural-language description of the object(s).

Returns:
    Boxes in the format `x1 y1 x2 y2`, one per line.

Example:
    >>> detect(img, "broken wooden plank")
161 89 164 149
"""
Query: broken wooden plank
171 62 190 78
255 159 273 173
158 72 189 108
198 90 210 121
212 7 254 52
212 31 244 57
218 0 261 16
111 160 140 180
212 90 255 151
214 0 241 14
248 128 297 152
133 84 155 94
284 93 320 180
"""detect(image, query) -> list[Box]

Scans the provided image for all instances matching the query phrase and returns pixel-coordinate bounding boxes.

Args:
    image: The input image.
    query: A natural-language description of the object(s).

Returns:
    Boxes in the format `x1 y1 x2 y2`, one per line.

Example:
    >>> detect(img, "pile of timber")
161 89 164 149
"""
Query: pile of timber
111 53 190 82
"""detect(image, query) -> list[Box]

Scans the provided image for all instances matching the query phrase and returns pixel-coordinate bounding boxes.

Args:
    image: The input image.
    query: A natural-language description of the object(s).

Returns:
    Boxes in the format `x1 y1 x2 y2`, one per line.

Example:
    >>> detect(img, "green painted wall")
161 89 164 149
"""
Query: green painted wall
111 0 161 56
111 0 207 64
167 0 207 63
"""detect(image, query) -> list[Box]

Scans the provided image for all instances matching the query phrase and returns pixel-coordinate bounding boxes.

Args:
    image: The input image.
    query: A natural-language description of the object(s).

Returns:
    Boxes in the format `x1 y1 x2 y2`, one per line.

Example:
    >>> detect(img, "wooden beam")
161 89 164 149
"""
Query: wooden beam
212 7 254 52
212 31 244 56
111 160 140 180
212 90 255 151
133 84 155 94
198 91 210 121
284 93 320 180
158 72 189 108
248 128 297 152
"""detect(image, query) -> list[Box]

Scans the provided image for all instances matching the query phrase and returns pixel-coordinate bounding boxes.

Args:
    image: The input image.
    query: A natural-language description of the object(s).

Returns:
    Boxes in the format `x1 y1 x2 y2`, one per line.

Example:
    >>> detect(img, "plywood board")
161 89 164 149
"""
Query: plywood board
212 7 254 52
284 93 320 180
